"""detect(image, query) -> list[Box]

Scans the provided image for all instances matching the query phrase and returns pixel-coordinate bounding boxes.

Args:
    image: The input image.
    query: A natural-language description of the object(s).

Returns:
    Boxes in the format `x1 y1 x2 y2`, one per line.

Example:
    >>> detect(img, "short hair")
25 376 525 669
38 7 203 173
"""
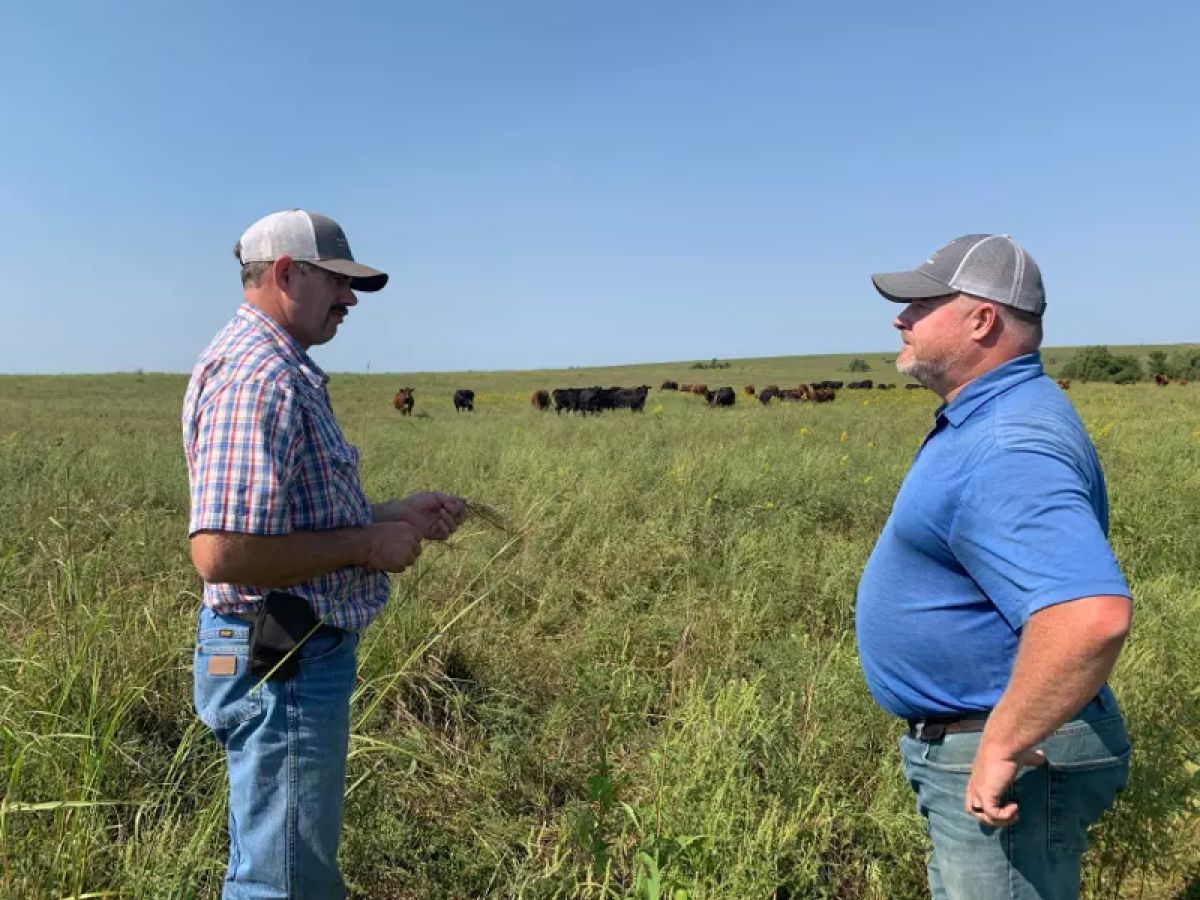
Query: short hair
233 242 314 288
996 303 1043 350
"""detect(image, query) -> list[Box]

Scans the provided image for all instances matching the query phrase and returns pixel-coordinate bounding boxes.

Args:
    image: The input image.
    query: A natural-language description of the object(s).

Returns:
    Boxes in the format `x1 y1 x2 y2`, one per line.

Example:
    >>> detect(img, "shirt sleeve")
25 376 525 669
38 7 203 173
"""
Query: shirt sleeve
188 381 300 537
948 448 1130 630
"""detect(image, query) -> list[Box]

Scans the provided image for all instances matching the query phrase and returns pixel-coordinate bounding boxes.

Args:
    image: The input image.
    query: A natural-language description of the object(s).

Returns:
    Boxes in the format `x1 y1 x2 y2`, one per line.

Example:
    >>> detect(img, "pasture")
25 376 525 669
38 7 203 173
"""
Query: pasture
1 350 1197 899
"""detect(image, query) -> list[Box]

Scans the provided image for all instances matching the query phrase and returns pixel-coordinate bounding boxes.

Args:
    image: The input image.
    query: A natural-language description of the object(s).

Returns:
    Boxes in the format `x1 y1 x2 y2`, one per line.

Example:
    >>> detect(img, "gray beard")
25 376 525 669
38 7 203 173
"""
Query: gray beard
897 354 955 393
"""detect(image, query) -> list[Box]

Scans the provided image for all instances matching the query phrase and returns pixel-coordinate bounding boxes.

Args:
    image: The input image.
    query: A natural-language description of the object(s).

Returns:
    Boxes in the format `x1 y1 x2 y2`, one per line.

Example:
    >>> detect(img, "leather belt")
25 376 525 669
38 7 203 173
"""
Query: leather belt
906 714 990 741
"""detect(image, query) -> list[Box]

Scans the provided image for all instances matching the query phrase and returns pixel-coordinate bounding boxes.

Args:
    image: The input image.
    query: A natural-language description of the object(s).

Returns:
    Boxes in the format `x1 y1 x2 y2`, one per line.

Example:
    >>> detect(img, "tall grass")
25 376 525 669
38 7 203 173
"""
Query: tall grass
0 367 1197 898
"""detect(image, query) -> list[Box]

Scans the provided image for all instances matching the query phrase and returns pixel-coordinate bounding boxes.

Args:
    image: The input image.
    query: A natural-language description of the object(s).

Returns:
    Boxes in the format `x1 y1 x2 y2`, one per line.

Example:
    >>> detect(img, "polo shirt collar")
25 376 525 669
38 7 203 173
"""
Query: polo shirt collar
937 352 1044 427
237 302 329 389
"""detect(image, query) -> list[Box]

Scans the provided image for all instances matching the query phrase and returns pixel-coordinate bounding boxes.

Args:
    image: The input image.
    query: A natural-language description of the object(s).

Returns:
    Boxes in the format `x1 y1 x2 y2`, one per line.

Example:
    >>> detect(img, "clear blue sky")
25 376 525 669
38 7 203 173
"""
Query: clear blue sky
3 0 1197 374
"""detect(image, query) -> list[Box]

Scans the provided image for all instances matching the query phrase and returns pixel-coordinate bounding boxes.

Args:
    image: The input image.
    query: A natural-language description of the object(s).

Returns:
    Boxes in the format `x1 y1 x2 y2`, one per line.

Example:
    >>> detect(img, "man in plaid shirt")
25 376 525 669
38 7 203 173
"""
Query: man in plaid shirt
184 209 465 899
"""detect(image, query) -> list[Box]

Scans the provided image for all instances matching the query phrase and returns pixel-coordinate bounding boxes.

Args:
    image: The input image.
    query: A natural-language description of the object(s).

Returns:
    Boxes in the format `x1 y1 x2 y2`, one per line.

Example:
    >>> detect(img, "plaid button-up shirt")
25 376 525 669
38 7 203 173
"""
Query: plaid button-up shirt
182 302 388 632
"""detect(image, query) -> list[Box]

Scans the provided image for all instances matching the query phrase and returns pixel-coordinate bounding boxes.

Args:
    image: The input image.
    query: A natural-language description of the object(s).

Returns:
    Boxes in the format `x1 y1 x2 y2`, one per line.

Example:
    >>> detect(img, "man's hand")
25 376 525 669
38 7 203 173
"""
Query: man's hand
361 521 424 572
372 492 467 540
965 742 1046 828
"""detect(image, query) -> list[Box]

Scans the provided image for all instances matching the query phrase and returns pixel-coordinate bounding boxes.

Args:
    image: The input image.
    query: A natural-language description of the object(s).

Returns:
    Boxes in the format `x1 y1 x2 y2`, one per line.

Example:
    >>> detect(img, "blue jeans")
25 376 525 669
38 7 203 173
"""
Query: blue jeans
194 607 360 900
899 690 1130 900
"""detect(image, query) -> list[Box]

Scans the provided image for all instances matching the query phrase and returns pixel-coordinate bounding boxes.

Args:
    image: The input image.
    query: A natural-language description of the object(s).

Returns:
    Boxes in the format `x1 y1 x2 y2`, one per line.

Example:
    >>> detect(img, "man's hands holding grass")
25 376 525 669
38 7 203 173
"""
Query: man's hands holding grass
363 493 467 572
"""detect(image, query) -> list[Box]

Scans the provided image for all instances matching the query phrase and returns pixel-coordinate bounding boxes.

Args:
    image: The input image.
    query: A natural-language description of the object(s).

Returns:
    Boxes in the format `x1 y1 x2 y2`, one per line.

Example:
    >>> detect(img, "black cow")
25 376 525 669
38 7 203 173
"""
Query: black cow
579 387 618 414
758 387 780 405
847 379 873 390
552 388 580 413
453 389 475 412
904 384 924 390
612 385 650 411
660 380 679 391
705 386 736 407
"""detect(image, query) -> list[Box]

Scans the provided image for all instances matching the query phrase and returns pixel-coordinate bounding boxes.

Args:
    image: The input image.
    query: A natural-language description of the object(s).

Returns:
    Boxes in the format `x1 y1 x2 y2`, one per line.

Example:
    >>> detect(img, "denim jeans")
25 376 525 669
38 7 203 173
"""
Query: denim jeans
899 689 1130 900
194 607 360 900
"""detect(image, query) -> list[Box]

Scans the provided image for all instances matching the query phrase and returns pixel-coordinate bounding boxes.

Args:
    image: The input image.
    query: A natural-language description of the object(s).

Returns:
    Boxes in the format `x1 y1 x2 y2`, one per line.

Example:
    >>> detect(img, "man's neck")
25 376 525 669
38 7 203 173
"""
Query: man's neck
244 290 309 350
942 348 1032 403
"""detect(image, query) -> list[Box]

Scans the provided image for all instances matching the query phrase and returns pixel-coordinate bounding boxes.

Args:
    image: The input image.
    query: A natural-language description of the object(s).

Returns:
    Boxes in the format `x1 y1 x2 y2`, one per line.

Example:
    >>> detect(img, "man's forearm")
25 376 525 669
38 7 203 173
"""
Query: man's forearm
191 528 369 587
980 595 1131 758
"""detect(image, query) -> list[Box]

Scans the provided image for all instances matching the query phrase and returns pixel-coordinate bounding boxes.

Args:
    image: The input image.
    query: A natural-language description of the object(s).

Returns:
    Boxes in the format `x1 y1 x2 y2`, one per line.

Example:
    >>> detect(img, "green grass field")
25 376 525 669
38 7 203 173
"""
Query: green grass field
1 347 1197 898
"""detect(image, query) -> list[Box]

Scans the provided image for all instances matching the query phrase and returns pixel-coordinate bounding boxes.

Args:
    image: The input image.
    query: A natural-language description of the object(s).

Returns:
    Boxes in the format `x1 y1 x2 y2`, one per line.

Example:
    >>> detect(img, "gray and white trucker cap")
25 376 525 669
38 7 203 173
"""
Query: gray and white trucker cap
872 234 1045 315
237 209 388 292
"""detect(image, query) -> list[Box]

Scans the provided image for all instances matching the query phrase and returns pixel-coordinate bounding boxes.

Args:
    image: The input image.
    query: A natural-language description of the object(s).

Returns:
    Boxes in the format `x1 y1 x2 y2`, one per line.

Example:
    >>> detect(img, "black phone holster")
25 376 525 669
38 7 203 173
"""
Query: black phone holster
248 591 320 682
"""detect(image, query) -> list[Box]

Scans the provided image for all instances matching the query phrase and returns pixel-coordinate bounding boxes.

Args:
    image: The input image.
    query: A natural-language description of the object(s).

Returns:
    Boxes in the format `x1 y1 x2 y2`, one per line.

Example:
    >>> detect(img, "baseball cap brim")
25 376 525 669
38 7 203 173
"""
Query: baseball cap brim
871 270 956 303
309 258 389 293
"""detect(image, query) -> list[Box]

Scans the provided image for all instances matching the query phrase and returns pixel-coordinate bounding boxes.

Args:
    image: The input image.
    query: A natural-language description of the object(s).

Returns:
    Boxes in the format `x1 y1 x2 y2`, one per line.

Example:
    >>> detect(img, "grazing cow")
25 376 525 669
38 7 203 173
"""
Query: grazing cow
660 380 679 391
612 385 650 411
848 379 874 390
777 388 806 402
705 387 736 407
453 389 475 412
905 383 924 390
690 383 708 396
758 387 780 405
876 383 896 390
1177 380 1190 386
1057 379 1071 390
1154 373 1170 386
393 387 414 415
552 388 580 414
579 386 616 414
810 388 836 403
743 384 756 396
531 390 551 410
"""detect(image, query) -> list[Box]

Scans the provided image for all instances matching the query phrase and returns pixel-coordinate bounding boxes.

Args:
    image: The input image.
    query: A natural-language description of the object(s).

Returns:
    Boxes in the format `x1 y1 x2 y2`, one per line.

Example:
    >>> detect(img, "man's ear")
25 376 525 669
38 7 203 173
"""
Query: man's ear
971 301 1002 343
272 256 294 290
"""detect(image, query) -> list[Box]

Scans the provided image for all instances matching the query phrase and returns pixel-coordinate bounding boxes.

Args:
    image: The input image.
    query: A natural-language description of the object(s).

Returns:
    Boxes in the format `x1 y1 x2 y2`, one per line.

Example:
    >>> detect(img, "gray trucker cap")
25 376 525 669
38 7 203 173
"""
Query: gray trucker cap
872 234 1045 315
237 209 388 292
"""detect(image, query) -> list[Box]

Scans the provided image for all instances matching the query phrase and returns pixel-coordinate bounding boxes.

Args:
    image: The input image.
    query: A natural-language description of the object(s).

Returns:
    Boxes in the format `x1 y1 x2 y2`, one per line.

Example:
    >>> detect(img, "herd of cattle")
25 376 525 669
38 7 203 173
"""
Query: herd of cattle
393 374 1189 415
392 379 929 415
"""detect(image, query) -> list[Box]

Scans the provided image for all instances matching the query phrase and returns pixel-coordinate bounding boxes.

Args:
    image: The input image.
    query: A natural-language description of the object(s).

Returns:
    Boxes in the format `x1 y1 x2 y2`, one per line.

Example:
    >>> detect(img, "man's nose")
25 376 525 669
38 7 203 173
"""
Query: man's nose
342 285 358 306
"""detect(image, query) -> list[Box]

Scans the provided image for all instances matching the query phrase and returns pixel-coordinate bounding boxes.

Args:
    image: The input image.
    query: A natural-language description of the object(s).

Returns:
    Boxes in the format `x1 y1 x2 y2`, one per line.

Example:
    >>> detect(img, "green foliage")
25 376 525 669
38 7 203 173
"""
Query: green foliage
1060 346 1145 384
1165 347 1200 380
846 358 872 372
1 366 1197 898
1148 350 1170 378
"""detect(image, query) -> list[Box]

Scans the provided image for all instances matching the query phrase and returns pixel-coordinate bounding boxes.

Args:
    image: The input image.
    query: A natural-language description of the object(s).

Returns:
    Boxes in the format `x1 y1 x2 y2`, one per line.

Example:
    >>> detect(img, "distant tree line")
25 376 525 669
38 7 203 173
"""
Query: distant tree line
690 358 732 370
1148 348 1200 380
1058 346 1200 383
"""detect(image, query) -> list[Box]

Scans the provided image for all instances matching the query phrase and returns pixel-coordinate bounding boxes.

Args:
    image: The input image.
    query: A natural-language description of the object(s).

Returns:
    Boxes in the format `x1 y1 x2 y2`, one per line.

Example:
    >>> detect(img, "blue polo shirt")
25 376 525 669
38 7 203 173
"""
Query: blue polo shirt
855 353 1130 720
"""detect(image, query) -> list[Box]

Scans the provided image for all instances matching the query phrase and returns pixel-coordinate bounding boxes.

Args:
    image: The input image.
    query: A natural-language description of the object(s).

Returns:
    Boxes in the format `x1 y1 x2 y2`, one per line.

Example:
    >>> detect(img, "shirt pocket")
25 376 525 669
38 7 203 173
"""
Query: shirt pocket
293 415 372 530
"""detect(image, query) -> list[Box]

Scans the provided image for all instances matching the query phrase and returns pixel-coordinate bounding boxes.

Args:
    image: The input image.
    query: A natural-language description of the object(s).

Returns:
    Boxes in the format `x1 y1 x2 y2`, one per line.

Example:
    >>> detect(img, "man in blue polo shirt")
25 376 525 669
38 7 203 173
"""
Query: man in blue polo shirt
856 235 1133 899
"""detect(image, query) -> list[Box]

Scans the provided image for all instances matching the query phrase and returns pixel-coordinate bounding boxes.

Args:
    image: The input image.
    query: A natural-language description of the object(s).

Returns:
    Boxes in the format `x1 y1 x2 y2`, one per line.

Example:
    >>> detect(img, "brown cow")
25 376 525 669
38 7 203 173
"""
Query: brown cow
531 389 551 410
743 384 755 396
1154 373 1170 386
689 383 708 395
1057 379 1071 390
393 387 414 415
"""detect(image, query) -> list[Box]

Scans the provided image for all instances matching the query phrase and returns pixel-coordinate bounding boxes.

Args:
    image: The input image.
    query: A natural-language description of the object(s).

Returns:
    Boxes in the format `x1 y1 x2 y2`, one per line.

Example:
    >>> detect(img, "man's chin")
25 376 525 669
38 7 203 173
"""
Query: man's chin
897 358 937 389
